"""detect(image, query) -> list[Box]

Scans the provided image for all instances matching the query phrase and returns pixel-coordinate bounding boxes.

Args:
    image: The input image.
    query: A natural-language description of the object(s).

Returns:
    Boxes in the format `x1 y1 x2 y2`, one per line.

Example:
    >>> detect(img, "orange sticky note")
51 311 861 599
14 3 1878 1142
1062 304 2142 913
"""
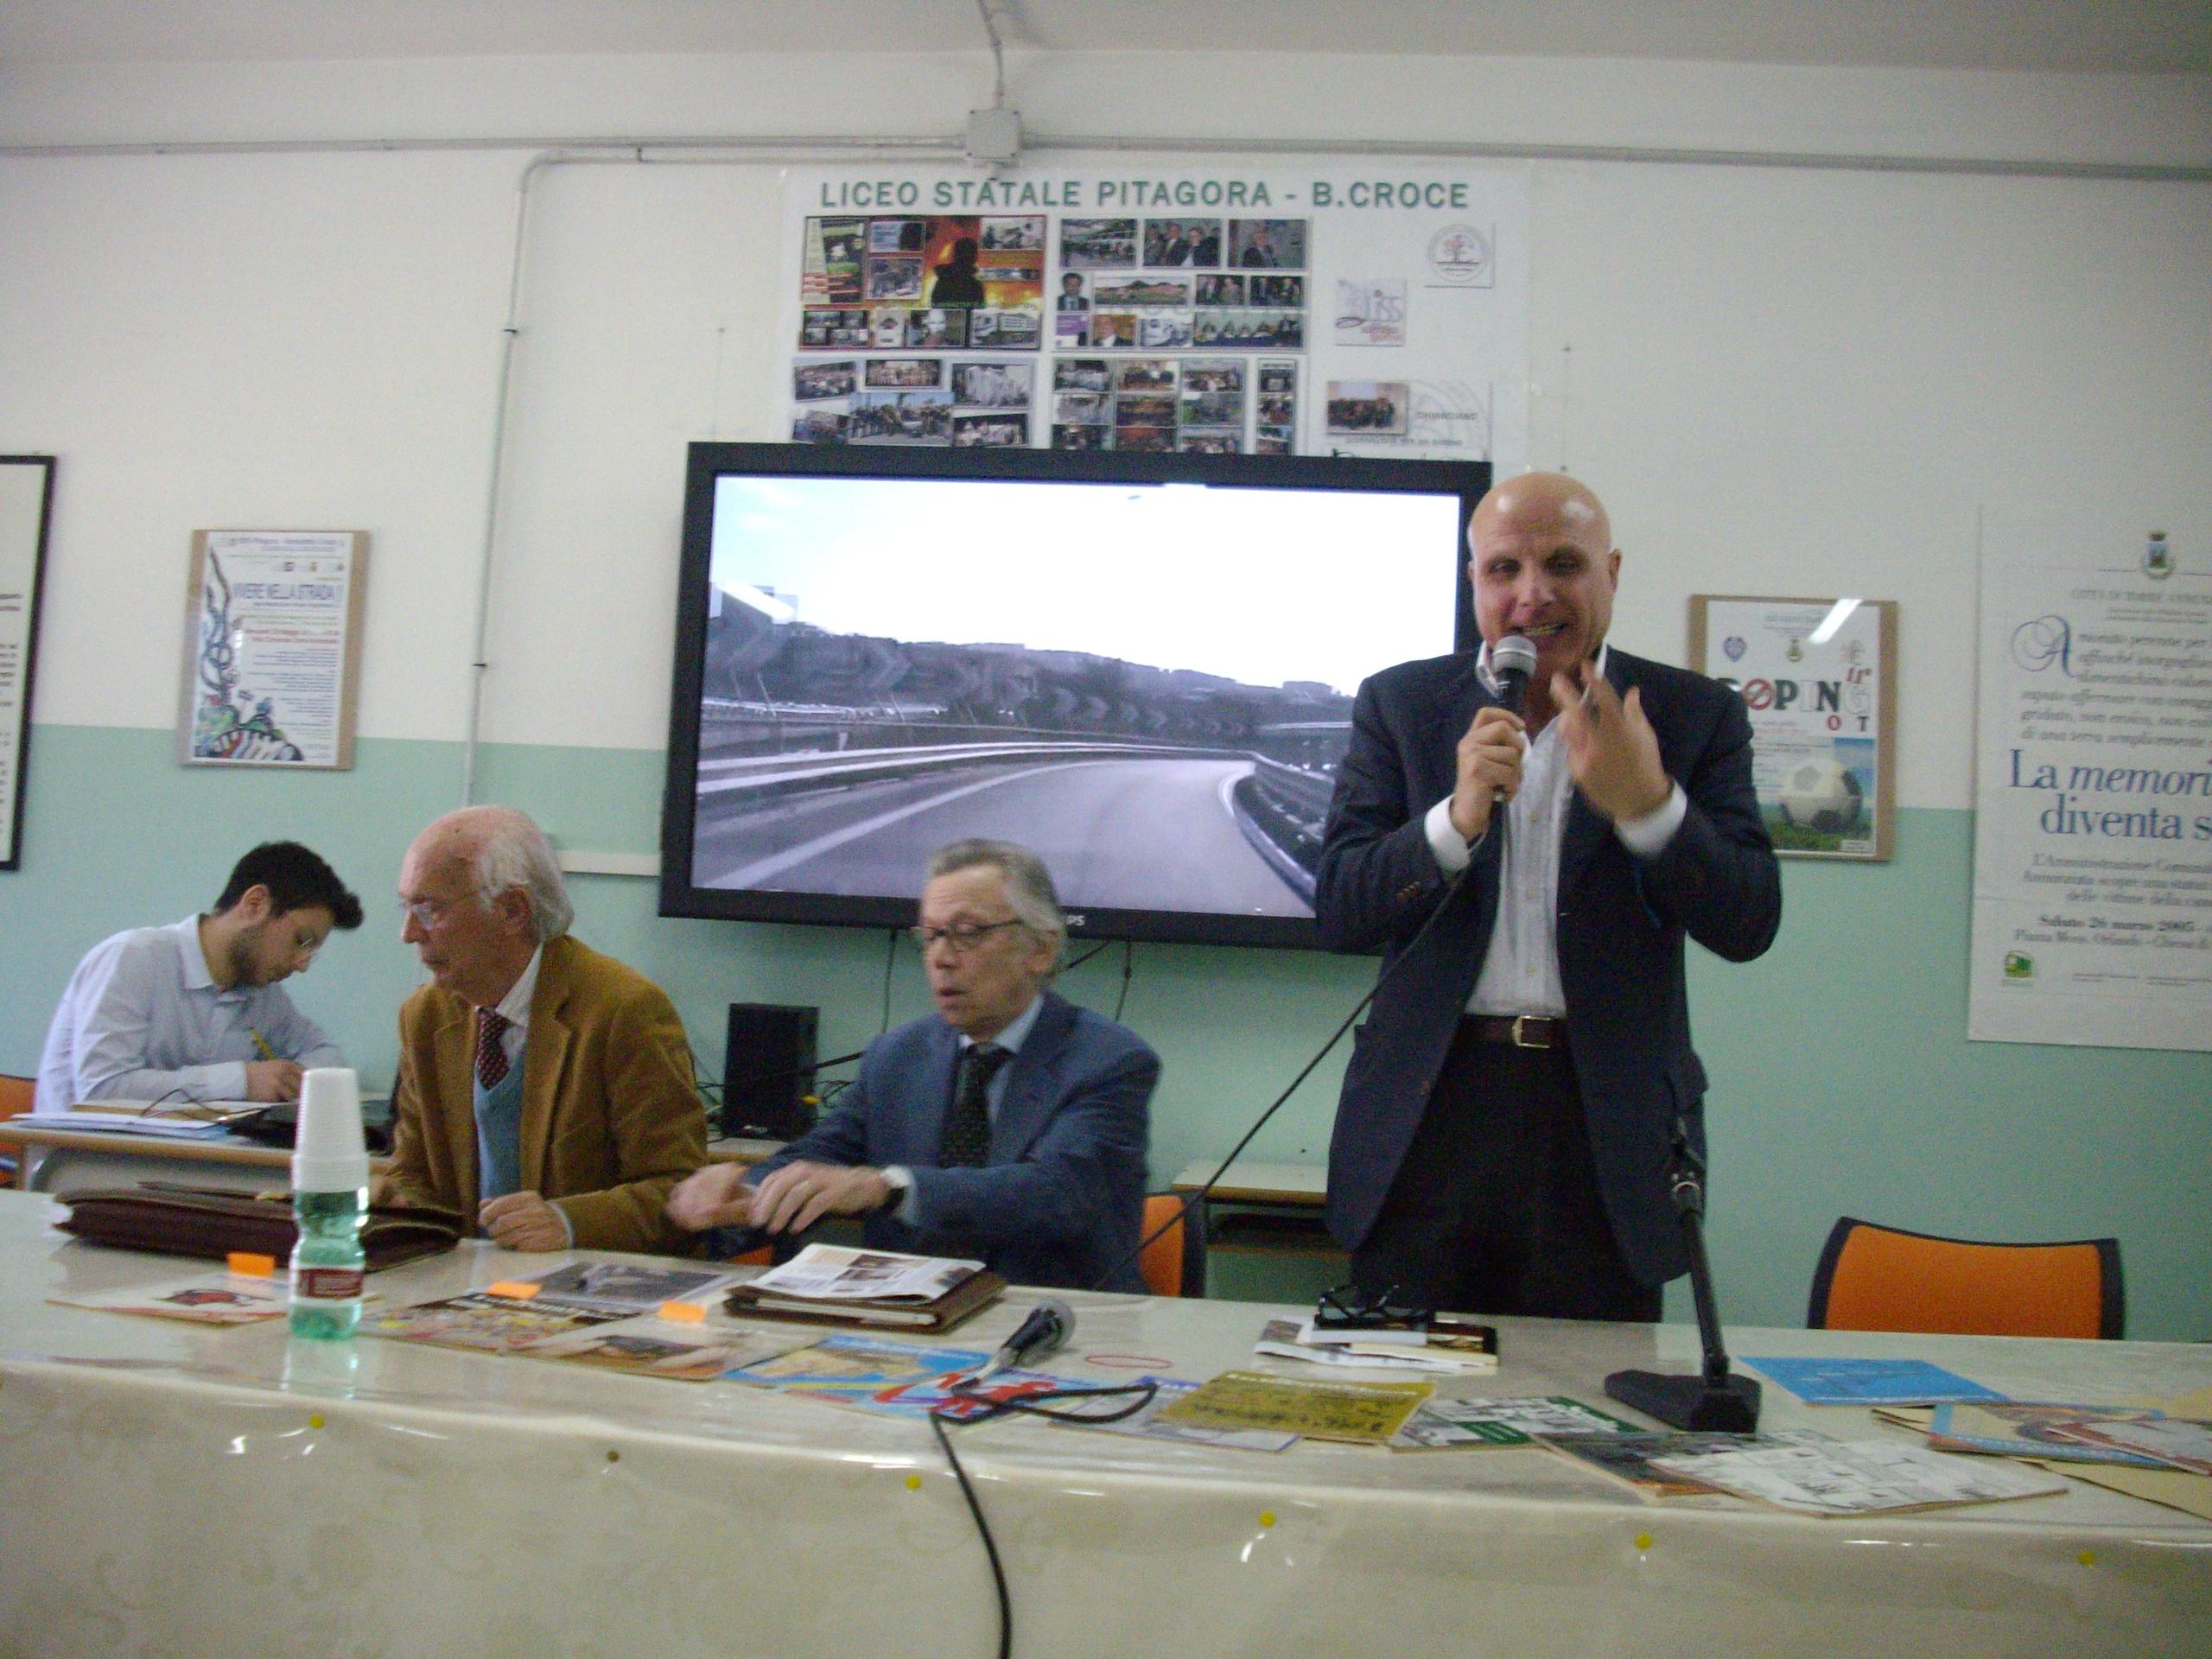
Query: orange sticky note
227 1252 277 1278
486 1281 541 1300
658 1300 707 1324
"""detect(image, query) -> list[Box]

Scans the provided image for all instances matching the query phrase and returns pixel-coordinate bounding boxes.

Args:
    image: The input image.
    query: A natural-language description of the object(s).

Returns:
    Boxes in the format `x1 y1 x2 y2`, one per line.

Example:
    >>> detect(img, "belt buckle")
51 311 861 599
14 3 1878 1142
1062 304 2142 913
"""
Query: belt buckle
1510 1015 1548 1050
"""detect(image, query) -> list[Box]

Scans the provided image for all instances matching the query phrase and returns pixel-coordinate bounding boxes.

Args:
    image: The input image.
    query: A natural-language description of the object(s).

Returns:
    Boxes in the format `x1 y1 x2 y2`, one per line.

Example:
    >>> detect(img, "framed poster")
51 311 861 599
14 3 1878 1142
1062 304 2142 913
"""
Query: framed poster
1967 510 2210 1051
0 455 57 869
1690 594 1897 861
179 530 367 769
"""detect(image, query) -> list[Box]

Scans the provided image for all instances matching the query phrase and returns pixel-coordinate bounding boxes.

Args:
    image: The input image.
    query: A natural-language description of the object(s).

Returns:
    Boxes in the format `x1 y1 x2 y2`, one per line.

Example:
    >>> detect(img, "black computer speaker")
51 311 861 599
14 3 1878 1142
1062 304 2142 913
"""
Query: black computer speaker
723 1003 818 1140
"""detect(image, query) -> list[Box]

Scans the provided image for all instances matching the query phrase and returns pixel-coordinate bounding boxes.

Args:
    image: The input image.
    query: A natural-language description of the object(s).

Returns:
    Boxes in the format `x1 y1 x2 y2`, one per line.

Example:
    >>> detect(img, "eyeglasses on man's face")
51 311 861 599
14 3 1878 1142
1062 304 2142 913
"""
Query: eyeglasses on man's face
910 917 1025 955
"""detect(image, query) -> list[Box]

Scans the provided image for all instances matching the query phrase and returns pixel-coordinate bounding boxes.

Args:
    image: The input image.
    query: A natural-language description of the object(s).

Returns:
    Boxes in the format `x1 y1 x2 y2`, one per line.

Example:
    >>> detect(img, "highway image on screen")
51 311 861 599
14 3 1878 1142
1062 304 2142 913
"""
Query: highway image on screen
690 474 1459 917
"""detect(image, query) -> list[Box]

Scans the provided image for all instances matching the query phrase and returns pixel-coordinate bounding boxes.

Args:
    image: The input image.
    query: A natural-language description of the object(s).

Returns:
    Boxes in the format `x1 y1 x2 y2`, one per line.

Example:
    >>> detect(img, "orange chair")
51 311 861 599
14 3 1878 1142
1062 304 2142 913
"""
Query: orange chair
1808 1217 2123 1339
1138 1193 1207 1299
0 1073 34 1189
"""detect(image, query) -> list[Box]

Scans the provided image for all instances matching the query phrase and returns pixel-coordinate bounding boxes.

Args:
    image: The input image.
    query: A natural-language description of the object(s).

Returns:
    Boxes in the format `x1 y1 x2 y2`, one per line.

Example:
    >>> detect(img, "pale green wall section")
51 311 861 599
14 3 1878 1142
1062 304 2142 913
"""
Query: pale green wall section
5 725 2208 1338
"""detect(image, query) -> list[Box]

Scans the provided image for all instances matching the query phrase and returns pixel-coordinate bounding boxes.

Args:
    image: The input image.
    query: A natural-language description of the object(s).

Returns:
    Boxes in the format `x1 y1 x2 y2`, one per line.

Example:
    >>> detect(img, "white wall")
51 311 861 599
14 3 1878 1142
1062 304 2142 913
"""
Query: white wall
4 48 2203 798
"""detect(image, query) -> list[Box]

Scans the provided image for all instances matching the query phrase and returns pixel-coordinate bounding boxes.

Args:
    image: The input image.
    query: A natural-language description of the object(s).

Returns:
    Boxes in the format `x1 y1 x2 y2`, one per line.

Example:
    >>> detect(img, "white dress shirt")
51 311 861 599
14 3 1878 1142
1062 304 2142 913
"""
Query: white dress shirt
1421 645 1688 1015
34 915 341 1111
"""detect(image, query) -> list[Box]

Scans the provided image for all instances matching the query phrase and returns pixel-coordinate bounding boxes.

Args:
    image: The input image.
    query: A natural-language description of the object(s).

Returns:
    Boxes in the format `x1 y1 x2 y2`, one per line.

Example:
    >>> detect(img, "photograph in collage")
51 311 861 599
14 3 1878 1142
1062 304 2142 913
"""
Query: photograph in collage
952 411 1029 448
952 362 1033 409
794 360 858 402
851 389 953 446
866 358 944 390
1060 218 1138 268
1141 219 1224 267
1325 380 1408 436
1228 219 1307 269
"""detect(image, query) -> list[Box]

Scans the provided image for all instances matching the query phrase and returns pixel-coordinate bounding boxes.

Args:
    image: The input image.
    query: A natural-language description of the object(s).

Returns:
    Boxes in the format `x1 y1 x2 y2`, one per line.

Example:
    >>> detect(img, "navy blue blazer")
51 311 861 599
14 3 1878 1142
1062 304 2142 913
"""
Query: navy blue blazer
750 991 1158 1292
1313 645 1782 1287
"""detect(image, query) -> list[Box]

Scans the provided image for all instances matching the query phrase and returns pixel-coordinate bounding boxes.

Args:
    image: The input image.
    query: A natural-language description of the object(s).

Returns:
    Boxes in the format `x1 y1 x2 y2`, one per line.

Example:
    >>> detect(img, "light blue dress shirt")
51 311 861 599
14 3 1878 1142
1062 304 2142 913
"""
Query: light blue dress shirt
878 992 1045 1223
34 915 341 1112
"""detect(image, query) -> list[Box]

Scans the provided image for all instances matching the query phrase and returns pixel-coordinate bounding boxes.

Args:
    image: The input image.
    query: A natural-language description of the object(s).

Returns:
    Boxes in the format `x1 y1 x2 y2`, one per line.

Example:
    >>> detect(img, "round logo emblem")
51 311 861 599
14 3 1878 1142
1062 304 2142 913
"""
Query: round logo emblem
1427 224 1493 285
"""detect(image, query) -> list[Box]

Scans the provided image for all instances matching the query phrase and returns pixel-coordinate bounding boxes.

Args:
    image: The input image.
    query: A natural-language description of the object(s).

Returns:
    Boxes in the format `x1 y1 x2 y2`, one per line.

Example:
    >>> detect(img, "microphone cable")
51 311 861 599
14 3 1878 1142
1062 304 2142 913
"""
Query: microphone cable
928 1375 1160 1659
1085 853 1478 1298
923 858 1476 1657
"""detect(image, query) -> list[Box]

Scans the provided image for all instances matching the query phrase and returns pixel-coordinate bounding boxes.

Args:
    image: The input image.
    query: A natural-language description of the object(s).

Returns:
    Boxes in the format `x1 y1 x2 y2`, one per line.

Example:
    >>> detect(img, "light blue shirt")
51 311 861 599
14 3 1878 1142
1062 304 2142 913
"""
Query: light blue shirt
34 915 341 1112
880 992 1046 1224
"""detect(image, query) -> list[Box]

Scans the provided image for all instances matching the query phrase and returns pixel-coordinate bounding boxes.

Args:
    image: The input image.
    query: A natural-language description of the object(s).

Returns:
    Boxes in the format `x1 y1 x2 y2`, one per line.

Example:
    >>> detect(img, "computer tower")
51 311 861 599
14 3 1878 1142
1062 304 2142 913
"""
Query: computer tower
722 1002 818 1140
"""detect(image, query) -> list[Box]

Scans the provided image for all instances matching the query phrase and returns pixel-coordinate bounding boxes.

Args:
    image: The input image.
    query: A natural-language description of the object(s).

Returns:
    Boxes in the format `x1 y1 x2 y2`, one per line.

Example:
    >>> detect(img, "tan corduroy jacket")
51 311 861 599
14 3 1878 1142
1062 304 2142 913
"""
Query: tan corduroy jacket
375 933 706 1253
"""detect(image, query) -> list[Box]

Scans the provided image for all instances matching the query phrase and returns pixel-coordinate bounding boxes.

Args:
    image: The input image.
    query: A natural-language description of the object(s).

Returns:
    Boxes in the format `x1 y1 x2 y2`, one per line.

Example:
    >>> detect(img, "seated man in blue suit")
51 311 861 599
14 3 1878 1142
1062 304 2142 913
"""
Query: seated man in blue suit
666 839 1159 1291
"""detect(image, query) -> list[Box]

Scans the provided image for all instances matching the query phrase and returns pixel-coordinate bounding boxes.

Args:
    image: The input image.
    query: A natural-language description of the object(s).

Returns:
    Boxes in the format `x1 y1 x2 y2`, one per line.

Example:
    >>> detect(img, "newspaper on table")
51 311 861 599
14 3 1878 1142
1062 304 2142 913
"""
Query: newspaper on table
744 1243 984 1304
1649 1429 2069 1516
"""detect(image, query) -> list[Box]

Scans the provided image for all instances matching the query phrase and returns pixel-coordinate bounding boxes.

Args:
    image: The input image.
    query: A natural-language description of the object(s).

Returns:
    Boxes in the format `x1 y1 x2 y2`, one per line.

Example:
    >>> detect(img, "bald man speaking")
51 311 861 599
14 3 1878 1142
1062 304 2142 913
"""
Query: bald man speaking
1315 473 1781 1321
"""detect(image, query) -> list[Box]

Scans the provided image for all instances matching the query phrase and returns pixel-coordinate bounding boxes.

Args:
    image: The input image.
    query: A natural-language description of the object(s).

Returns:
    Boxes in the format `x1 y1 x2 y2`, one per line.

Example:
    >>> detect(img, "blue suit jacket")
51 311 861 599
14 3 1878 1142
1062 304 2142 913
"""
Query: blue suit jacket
1313 646 1782 1287
750 991 1159 1292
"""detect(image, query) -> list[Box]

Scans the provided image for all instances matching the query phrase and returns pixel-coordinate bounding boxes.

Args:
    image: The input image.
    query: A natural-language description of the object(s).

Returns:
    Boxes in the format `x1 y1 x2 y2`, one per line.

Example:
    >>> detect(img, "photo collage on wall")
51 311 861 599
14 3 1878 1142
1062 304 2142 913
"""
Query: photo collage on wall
791 212 1309 453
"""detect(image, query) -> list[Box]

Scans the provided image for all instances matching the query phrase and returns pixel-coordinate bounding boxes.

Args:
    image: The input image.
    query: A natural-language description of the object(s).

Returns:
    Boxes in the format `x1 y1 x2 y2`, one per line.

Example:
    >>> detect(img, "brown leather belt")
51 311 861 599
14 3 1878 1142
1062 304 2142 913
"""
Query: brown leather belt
1463 1014 1569 1052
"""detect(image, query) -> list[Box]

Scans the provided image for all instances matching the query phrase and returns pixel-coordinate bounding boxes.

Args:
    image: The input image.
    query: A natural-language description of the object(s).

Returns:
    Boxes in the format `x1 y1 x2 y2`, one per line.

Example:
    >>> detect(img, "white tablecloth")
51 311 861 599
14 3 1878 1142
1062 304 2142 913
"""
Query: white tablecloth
2 1190 2206 1656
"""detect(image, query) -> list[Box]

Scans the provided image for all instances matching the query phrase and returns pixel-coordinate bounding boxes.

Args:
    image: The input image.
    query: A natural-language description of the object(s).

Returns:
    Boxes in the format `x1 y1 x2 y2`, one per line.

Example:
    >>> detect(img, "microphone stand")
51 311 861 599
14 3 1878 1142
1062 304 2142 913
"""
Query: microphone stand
1604 1124 1761 1433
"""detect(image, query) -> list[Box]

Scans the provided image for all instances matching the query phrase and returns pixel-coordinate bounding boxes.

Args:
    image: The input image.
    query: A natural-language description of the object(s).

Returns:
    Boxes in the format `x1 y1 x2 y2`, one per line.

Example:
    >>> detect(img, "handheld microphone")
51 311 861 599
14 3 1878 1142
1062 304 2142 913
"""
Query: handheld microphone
1488 633 1539 805
967 1296 1073 1383
1491 633 1538 715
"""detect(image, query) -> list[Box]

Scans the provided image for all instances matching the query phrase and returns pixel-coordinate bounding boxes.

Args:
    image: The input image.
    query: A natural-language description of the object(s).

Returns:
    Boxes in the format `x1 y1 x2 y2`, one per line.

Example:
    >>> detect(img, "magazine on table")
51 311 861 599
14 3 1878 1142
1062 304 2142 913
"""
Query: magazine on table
497 1260 735 1316
49 1269 295 1325
729 1332 994 1399
359 1291 631 1352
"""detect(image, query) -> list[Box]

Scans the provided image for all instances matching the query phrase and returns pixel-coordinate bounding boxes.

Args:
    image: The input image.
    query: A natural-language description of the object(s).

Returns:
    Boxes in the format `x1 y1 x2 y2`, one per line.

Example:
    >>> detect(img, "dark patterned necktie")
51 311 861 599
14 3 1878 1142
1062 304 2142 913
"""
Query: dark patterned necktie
938 1043 1011 1168
474 1008 512 1090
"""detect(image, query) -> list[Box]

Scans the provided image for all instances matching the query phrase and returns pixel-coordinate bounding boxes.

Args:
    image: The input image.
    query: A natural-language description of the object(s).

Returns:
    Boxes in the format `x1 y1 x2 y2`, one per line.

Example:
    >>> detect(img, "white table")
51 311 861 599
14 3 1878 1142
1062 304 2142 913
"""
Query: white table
2 1189 2206 1657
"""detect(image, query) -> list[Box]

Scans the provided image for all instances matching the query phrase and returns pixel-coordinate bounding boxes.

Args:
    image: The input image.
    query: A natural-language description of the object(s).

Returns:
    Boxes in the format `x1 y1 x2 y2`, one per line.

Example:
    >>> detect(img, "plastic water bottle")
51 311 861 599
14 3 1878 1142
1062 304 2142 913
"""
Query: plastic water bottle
289 1067 369 1340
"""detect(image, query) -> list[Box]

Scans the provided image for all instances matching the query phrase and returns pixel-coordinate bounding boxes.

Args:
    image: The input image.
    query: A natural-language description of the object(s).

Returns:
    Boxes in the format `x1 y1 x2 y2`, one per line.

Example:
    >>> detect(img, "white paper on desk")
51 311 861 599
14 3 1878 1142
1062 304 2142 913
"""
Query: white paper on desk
747 1243 983 1303
1255 1319 1477 1375
1651 1430 2069 1516
36 1102 254 1138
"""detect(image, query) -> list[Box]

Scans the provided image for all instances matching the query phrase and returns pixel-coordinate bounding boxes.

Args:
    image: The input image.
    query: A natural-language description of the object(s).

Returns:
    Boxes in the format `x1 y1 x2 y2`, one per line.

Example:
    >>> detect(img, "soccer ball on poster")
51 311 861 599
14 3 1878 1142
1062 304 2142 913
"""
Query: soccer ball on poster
1777 758 1865 836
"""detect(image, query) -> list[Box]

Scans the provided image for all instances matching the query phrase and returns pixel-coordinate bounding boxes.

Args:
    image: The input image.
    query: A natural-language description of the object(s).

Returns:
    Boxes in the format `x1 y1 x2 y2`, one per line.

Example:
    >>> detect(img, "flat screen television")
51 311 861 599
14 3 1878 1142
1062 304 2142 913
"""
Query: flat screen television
659 442 1487 949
